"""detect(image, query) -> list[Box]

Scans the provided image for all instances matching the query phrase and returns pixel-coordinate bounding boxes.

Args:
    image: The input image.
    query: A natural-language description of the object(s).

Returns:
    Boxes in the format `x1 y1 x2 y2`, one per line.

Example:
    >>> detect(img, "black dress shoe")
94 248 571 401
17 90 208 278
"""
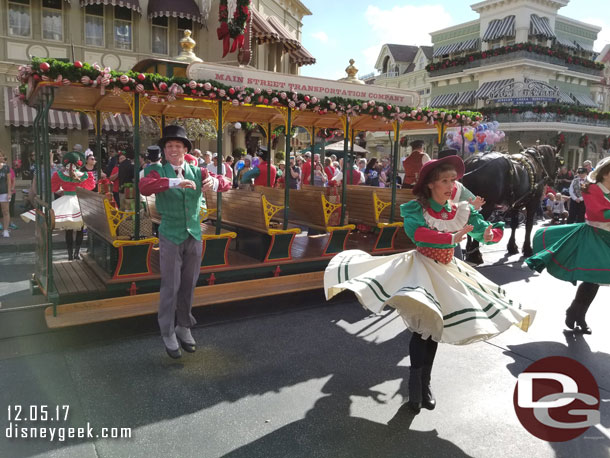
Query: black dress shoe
565 304 578 330
177 337 196 353
575 319 592 334
165 346 182 359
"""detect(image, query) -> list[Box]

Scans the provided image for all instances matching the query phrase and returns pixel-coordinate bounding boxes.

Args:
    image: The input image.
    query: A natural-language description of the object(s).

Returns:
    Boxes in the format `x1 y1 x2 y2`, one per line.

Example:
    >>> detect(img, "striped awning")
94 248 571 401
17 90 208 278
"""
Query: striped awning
86 113 159 133
555 37 577 49
455 90 476 105
266 16 301 51
459 38 480 53
4 87 83 129
429 93 459 108
573 40 594 52
147 0 204 24
483 15 515 41
251 8 280 44
530 14 555 39
572 93 597 107
289 46 316 66
475 79 513 99
558 91 576 104
81 0 141 14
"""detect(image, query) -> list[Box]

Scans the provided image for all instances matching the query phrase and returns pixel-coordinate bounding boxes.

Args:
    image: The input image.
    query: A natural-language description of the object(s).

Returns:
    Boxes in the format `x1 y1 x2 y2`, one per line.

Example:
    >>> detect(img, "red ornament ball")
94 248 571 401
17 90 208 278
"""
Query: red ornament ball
40 62 50 72
74 61 83 69
228 88 235 95
123 86 131 91
137 73 146 81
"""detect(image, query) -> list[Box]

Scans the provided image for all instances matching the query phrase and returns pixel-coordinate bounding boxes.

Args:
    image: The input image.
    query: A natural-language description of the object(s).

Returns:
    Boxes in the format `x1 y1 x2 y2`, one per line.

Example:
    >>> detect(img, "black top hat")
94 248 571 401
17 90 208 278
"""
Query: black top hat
438 149 458 159
256 145 269 159
410 140 424 149
158 125 192 152
147 145 161 162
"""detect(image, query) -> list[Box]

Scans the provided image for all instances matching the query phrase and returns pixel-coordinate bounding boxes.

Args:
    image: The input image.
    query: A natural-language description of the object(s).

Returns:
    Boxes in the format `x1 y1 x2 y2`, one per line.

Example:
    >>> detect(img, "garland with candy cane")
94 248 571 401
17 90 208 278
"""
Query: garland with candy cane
217 0 251 58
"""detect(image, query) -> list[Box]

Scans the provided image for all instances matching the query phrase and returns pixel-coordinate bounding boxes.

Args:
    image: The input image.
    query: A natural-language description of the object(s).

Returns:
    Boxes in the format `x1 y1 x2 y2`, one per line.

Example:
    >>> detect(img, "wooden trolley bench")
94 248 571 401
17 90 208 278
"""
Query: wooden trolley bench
76 188 159 280
255 186 355 256
205 189 301 262
345 185 414 251
144 194 236 269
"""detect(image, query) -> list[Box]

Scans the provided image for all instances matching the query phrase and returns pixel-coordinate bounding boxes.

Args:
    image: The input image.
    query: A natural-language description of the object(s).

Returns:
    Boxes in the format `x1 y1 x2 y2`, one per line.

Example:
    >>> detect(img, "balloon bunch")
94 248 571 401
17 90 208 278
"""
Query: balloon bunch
445 121 505 153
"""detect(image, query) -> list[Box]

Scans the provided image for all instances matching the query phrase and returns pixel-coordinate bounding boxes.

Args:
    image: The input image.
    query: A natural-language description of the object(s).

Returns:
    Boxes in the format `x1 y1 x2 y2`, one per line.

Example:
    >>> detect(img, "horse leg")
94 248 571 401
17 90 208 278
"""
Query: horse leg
506 208 520 255
522 201 537 257
465 235 484 265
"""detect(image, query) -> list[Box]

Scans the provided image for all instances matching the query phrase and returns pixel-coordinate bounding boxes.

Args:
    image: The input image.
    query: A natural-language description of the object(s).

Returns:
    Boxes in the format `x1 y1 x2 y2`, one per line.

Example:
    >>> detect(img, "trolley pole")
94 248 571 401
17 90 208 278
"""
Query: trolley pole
283 109 292 230
133 94 141 239
390 121 400 222
340 116 350 226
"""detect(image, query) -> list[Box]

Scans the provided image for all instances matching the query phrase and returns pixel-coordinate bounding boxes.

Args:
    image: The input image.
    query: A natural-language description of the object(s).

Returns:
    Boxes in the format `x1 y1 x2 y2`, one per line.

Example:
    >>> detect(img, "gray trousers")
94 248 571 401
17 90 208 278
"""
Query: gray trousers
158 234 202 337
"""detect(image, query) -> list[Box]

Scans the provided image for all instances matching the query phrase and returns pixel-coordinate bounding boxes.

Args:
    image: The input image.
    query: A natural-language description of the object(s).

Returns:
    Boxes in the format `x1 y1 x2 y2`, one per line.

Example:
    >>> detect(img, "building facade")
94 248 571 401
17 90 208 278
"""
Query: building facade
0 0 314 171
369 0 609 169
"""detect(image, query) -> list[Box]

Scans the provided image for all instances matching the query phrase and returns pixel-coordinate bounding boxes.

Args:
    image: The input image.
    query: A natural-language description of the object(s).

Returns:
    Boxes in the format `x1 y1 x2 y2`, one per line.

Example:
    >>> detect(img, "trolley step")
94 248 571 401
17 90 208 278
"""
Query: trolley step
44 271 324 328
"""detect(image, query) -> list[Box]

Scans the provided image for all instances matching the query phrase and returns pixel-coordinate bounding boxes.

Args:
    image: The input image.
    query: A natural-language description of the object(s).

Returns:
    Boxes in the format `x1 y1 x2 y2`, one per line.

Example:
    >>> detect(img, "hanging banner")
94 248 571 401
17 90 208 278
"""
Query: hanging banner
187 62 420 106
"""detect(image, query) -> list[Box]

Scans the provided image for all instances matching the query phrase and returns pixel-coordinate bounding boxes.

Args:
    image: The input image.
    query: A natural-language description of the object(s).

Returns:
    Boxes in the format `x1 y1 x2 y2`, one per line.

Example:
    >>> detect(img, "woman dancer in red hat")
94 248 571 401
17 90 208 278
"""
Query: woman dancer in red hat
324 155 534 414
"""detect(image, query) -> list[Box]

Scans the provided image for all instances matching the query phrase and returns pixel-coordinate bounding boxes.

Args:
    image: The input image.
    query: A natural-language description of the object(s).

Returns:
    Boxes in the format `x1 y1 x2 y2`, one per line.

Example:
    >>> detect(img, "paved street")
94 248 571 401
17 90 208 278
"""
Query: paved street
0 223 608 458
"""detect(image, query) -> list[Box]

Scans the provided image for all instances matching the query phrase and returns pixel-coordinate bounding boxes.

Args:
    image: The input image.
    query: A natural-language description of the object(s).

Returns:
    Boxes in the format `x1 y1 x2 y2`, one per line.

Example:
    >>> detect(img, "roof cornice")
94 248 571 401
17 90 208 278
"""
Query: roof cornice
471 0 569 14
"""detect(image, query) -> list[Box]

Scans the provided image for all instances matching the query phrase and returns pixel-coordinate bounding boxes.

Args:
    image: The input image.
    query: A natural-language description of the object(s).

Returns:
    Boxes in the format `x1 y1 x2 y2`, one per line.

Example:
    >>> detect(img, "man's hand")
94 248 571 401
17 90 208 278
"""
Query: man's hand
201 177 215 192
178 180 196 190
483 224 494 242
468 196 486 211
453 224 474 243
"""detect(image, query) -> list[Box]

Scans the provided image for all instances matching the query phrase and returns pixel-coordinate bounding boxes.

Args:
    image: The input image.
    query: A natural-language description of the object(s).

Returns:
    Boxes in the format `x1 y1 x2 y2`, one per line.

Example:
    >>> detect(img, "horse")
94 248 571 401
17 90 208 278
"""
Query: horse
461 144 561 265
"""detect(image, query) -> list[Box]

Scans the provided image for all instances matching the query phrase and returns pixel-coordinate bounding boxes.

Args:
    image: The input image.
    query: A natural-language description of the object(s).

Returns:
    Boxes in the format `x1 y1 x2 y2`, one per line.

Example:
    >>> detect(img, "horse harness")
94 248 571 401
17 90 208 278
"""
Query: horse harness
504 147 549 211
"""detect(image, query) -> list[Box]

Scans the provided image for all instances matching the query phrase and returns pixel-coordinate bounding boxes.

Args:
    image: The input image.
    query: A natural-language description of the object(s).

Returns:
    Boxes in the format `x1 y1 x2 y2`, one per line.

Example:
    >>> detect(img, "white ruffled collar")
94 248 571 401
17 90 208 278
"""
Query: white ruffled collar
423 200 471 233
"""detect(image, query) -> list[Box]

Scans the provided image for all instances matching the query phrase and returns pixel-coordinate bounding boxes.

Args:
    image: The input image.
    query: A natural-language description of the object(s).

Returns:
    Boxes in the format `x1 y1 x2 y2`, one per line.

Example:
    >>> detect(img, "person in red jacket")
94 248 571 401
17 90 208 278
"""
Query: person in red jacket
22 152 95 259
402 140 431 189
240 146 277 187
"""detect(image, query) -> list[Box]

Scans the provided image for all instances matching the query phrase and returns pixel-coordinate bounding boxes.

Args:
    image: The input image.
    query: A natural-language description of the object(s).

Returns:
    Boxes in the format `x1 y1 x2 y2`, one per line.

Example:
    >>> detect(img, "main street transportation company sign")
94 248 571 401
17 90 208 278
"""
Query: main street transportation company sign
187 62 420 107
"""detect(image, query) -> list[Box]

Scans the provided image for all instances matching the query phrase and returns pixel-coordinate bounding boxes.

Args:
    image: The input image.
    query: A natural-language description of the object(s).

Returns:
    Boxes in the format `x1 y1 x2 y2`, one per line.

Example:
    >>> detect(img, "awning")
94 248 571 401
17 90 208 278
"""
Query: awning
483 15 515 41
147 0 204 24
555 37 577 50
81 0 141 14
433 39 480 57
455 90 475 105
573 40 594 52
4 87 83 129
86 113 159 133
530 14 555 39
572 93 597 107
251 8 280 44
429 93 459 108
289 46 316 66
459 38 480 53
558 91 576 104
266 16 301 51
475 79 513 99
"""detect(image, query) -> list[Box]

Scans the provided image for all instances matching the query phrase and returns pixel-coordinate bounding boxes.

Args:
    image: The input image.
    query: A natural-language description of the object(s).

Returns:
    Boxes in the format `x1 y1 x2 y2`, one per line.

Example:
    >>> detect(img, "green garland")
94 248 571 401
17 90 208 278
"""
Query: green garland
427 41 604 72
18 58 484 127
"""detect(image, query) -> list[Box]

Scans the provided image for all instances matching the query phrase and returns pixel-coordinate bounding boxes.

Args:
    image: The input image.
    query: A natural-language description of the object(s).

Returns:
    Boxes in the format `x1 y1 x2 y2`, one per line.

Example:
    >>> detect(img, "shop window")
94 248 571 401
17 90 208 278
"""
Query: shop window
114 6 132 50
152 16 168 54
177 18 193 54
42 0 63 41
8 0 31 38
85 4 104 47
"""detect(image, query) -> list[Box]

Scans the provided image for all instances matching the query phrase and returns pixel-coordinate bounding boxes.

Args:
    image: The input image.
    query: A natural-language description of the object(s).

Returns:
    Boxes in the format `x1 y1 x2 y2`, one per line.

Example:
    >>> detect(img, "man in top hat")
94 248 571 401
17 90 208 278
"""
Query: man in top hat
140 125 232 359
402 140 431 189
240 145 276 186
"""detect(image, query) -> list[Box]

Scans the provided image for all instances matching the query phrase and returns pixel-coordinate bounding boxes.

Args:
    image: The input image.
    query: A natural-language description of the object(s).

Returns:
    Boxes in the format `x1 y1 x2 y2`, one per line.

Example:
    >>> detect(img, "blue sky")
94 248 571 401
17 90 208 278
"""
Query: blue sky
300 0 610 79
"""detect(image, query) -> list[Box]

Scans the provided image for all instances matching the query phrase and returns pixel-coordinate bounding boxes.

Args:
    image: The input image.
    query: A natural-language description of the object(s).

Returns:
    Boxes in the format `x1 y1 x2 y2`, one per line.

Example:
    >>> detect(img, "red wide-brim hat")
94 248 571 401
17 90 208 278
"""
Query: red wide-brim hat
413 155 465 195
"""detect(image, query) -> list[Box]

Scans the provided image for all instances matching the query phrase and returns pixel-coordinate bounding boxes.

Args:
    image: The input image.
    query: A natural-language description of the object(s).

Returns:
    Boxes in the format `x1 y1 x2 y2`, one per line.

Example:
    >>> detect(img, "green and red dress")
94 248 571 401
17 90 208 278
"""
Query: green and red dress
526 183 610 284
324 199 534 345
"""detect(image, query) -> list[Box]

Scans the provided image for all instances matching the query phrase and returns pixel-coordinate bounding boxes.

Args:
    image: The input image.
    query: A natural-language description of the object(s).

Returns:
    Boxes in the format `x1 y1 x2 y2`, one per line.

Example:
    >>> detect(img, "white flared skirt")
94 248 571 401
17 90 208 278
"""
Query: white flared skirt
325 250 534 345
21 194 84 231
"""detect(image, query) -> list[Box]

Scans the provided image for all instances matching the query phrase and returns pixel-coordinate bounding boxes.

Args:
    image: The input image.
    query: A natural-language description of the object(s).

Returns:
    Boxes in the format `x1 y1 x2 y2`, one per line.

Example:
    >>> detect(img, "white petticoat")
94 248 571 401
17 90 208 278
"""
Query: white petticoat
325 249 534 345
21 194 84 231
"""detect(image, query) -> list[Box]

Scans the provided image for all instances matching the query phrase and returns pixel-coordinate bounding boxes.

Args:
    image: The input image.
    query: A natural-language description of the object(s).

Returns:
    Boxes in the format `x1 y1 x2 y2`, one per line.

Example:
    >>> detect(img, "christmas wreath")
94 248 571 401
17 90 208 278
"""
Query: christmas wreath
554 132 565 150
579 134 589 148
217 0 251 58
399 136 410 147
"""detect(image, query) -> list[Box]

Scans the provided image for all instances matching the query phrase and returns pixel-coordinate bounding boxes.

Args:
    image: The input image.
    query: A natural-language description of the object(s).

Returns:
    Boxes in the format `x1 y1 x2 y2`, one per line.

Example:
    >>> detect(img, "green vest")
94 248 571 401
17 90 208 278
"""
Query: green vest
145 162 203 245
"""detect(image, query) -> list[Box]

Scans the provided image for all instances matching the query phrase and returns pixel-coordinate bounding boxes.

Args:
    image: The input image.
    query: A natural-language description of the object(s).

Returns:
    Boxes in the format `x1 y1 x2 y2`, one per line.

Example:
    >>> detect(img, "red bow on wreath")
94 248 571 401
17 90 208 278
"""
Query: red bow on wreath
217 0 251 58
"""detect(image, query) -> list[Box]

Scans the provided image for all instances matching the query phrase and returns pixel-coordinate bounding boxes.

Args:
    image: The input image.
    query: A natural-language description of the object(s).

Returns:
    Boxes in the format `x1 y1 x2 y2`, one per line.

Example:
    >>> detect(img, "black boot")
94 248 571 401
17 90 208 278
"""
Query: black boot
73 246 81 260
421 365 436 410
65 230 74 261
407 367 422 414
575 302 592 334
565 302 579 330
